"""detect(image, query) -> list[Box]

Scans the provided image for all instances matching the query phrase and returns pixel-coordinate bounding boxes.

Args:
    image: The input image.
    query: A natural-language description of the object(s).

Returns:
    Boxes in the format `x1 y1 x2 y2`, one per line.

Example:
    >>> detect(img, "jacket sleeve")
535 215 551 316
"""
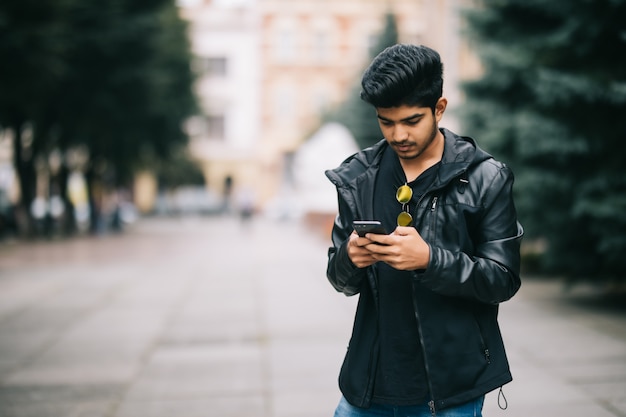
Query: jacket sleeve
416 165 523 305
326 197 368 296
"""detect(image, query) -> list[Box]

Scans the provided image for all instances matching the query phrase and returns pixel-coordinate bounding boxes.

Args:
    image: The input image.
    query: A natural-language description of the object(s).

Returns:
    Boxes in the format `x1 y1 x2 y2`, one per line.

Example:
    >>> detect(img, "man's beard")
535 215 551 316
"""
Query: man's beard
396 120 438 160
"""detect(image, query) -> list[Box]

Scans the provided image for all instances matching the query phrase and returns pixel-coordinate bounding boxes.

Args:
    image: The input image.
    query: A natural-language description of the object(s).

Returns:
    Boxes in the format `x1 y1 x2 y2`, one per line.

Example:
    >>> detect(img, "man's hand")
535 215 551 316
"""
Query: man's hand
362 226 430 270
347 231 380 268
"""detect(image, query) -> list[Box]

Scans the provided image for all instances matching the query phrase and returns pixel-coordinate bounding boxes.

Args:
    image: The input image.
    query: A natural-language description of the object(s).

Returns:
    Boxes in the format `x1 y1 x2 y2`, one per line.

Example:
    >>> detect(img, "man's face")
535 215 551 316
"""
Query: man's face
376 99 446 161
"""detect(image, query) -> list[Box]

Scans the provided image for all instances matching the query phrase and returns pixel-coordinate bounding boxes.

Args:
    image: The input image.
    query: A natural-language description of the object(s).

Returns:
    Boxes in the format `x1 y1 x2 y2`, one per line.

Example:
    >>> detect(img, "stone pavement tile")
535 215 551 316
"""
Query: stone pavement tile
163 314 261 346
2 217 625 417
161 286 261 345
260 272 357 341
122 343 264 401
485 279 626 417
4 363 139 386
268 340 344 392
0 308 84 334
498 355 586 403
514 328 624 366
0 383 121 417
550 358 626 382
576 377 626 398
272 390 340 417
0 308 81 378
257 222 359 416
0 272 68 319
0 331 55 376
515 280 626 343
179 283 258 316
500 305 624 363
269 341 344 417
31 272 128 311
483 399 620 417
612 399 626 416
4 315 165 386
576 380 626 413
114 395 267 417
554 358 626 413
0 383 123 404
0 361 16 380
0 400 112 417
480 357 622 416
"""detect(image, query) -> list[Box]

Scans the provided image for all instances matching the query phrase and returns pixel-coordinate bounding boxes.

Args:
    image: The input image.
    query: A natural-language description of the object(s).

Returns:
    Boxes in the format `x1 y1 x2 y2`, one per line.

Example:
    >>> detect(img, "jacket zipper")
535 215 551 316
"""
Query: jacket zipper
411 192 439 234
413 193 440 416
413 298 437 416
428 400 436 417
473 314 491 364
430 196 438 211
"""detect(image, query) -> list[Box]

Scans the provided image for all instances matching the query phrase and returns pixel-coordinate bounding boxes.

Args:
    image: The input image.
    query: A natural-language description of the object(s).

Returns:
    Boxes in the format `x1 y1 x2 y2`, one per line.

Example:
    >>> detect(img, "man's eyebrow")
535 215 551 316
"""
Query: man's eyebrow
376 113 425 122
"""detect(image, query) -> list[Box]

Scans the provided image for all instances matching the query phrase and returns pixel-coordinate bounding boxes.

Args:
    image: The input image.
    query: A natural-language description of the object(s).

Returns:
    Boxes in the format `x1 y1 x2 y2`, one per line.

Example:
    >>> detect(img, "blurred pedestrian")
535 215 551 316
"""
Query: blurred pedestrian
236 185 256 227
221 175 234 214
325 44 523 417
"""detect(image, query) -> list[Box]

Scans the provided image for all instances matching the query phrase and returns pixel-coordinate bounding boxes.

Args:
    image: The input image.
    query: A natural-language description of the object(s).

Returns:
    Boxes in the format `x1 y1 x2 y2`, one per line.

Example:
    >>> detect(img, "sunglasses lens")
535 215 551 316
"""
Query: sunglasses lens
397 211 413 227
396 184 413 204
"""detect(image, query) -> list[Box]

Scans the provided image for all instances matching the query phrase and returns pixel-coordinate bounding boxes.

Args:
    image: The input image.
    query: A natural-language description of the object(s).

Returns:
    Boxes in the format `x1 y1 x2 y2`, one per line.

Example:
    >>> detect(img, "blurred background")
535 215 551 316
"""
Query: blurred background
1 0 625 285
1 0 626 283
0 1 625 416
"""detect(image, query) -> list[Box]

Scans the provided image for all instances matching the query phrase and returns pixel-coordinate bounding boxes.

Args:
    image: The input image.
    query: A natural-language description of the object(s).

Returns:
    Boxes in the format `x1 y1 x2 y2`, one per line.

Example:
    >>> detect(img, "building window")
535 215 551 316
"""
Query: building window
207 114 225 140
184 114 225 140
273 86 296 120
312 88 330 114
196 56 227 77
184 115 206 137
313 31 330 63
274 29 296 63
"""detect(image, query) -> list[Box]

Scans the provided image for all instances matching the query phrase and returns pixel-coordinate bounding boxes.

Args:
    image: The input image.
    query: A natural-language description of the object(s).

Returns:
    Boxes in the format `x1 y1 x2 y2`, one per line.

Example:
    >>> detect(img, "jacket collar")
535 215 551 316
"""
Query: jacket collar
326 128 492 190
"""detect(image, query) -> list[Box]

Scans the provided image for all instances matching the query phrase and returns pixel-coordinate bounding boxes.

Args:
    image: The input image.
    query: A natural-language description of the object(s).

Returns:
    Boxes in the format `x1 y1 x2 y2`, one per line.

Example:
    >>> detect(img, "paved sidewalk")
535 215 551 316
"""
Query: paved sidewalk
0 216 624 417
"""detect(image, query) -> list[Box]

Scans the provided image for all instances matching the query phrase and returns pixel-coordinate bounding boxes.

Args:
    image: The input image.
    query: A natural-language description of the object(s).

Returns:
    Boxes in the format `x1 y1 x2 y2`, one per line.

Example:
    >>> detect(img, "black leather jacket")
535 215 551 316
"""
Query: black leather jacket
325 128 523 412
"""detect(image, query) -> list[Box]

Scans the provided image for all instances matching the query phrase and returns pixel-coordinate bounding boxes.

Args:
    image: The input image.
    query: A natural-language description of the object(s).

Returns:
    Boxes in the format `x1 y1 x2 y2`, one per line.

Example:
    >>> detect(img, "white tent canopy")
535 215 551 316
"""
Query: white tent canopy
292 123 360 214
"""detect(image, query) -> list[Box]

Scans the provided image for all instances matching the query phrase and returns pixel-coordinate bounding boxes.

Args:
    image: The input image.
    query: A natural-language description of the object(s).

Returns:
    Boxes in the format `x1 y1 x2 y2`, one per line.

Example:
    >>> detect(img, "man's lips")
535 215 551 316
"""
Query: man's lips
394 143 412 152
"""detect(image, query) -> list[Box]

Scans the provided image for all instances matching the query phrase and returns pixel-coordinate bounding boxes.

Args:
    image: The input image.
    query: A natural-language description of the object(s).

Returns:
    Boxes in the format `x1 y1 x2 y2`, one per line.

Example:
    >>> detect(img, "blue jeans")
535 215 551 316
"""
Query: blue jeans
333 396 484 417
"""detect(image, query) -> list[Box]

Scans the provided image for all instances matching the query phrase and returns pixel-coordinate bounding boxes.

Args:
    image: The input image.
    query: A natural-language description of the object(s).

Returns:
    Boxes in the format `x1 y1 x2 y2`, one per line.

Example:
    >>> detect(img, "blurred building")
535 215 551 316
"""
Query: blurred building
179 0 262 209
178 0 480 211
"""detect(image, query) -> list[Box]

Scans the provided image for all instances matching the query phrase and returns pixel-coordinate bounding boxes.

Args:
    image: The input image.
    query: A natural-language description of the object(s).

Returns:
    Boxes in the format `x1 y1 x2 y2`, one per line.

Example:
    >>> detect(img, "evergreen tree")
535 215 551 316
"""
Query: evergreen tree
460 1 626 282
325 11 398 149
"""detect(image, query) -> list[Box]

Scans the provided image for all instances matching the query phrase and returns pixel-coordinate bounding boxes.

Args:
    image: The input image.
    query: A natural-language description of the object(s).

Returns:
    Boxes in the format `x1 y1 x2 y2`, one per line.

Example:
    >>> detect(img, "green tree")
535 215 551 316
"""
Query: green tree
325 11 398 149
0 0 71 235
149 146 205 190
459 1 626 282
0 0 197 235
55 0 197 232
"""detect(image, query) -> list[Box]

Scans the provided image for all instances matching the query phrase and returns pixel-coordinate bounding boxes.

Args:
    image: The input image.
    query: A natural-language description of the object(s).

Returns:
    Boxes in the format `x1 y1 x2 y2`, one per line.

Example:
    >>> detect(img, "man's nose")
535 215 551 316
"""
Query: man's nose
393 125 409 141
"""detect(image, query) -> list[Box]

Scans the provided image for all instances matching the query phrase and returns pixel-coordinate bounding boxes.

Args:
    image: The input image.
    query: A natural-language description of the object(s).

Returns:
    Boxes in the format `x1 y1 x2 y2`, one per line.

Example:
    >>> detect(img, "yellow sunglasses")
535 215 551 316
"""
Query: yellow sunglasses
396 184 413 226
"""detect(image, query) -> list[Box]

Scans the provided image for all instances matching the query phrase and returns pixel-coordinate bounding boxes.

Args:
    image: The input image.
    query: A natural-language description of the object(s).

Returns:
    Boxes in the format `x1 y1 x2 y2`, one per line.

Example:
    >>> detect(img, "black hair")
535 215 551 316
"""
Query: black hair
360 44 443 111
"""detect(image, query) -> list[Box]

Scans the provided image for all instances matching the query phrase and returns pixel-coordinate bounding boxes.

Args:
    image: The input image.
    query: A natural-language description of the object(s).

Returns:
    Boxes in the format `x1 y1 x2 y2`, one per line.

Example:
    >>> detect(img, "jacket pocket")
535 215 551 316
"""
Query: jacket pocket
472 312 491 364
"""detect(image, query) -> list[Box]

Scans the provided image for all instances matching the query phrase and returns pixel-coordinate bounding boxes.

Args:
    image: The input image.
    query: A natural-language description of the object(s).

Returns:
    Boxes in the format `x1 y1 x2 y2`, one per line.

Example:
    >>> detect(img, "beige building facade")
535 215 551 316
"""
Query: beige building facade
179 0 479 210
179 0 262 206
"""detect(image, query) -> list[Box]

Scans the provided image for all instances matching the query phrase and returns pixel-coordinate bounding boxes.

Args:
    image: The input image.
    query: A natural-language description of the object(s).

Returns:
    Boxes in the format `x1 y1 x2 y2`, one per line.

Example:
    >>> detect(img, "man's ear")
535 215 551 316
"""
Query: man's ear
435 97 447 121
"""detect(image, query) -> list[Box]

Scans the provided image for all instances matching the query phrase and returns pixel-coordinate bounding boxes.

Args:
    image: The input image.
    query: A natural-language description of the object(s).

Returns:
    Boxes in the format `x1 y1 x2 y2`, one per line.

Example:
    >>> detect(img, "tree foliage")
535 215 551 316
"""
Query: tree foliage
54 0 197 182
459 0 626 281
0 0 70 233
0 0 197 235
325 11 398 149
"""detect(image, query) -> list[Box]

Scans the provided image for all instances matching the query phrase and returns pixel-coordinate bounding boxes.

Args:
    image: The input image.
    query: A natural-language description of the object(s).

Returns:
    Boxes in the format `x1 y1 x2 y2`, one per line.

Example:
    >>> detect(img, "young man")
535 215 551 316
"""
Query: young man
325 44 523 417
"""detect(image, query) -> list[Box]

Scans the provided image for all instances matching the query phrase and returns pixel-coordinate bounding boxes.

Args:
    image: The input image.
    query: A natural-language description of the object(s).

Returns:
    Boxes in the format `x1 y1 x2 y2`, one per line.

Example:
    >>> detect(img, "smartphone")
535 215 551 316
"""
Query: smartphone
353 220 387 237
